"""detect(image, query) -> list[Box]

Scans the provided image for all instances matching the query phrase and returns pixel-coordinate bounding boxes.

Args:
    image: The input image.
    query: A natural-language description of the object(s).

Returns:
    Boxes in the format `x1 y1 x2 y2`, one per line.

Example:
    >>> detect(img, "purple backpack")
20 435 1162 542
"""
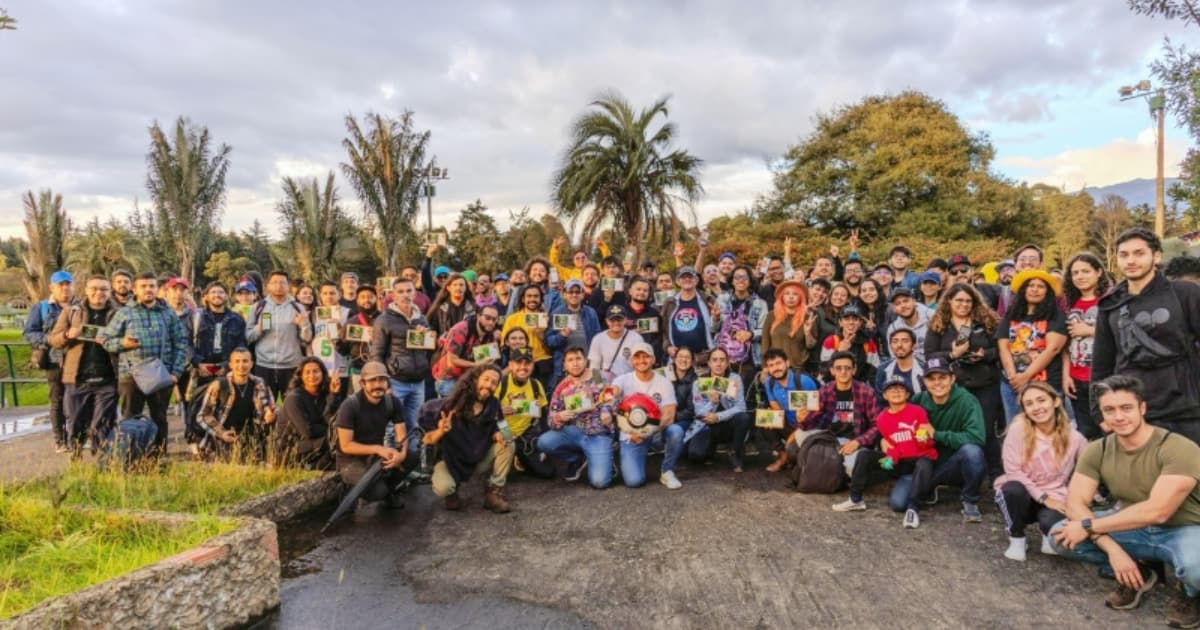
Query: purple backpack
716 306 750 363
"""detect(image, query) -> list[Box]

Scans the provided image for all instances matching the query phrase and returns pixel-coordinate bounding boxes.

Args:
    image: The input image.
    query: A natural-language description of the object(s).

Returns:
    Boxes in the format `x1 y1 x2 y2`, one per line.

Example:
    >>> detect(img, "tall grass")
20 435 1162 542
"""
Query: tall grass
13 461 319 514
0 492 235 619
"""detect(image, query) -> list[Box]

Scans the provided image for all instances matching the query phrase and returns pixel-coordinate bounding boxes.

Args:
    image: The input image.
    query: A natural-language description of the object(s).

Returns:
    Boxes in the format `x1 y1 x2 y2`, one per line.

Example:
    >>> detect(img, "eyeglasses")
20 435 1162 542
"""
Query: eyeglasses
949 268 971 276
732 275 750 281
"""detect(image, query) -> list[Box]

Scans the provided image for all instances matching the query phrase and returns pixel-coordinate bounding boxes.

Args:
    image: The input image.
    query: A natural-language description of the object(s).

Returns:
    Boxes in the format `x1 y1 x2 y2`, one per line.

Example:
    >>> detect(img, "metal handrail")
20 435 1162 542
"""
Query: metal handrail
0 341 42 408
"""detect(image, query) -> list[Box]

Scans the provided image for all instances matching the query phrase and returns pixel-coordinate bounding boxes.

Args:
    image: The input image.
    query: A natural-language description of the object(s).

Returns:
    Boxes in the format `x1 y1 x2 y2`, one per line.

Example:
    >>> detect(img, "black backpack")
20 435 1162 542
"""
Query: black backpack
329 392 395 455
789 430 845 494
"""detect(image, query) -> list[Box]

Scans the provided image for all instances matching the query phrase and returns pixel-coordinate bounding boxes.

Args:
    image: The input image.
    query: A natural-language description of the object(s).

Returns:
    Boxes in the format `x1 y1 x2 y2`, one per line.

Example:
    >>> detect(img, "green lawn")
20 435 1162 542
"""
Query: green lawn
0 493 234 619
1 328 55 407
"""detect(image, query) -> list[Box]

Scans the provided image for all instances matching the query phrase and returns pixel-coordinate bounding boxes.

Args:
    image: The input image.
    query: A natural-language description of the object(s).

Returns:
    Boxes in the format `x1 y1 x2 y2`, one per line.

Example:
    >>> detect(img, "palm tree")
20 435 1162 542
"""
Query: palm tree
145 117 231 285
551 92 704 263
276 172 350 285
20 189 71 302
340 111 431 275
66 218 152 276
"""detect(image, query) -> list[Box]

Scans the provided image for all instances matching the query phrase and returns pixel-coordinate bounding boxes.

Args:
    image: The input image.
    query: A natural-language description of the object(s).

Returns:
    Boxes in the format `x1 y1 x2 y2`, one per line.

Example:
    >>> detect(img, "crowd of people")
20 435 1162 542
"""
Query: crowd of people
22 228 1200 627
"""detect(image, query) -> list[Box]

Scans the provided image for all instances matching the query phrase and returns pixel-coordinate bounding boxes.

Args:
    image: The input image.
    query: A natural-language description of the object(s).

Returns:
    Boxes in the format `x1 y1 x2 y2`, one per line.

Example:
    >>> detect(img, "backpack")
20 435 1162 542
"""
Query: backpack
789 430 845 494
30 300 57 370
715 303 751 363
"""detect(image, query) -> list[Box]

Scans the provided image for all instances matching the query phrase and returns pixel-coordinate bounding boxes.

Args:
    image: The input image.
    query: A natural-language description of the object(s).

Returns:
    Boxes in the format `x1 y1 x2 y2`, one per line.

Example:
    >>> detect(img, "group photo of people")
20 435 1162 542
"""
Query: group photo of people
23 224 1200 627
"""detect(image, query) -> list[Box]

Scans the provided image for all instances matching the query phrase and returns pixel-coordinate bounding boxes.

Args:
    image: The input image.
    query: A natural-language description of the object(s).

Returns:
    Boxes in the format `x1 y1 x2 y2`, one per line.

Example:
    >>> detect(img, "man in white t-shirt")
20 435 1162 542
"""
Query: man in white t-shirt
613 342 681 489
588 305 644 380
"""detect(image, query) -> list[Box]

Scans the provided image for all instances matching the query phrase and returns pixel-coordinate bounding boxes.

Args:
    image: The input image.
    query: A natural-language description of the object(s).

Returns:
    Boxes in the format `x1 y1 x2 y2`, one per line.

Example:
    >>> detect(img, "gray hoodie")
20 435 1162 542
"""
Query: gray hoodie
245 297 313 369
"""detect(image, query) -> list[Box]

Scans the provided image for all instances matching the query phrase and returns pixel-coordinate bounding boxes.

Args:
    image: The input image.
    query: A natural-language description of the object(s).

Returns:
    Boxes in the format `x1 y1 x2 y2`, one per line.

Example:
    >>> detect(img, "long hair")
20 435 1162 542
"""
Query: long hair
516 283 544 312
1006 278 1060 323
443 364 503 425
1062 253 1111 306
771 282 808 335
286 357 331 398
930 283 999 335
855 278 888 327
1016 381 1073 465
707 347 731 377
426 273 475 319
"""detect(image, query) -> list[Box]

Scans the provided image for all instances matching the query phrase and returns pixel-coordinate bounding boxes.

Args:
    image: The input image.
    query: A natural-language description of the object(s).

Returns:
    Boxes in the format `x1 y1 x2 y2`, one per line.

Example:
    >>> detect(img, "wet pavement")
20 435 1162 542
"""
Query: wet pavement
263 457 1171 630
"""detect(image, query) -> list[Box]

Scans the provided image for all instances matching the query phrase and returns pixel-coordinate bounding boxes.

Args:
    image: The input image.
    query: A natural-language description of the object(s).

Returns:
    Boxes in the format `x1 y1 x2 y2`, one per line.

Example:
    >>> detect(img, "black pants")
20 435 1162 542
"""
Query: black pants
65 381 118 451
118 378 173 453
849 448 934 509
533 359 554 396
338 457 407 502
1071 381 1102 440
686 413 754 462
967 382 1004 478
253 365 295 403
996 481 1065 537
46 367 66 446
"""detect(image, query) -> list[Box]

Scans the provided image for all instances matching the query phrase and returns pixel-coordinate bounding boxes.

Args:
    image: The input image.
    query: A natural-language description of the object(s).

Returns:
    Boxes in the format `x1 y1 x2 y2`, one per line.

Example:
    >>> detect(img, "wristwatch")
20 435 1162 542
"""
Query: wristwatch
1081 518 1094 534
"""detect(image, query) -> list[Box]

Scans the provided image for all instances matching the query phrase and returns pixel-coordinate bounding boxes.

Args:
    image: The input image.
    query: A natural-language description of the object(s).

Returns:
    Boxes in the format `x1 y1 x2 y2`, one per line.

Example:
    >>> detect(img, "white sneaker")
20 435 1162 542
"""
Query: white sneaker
659 471 682 490
1005 537 1027 562
832 498 867 512
903 508 920 529
1040 536 1057 556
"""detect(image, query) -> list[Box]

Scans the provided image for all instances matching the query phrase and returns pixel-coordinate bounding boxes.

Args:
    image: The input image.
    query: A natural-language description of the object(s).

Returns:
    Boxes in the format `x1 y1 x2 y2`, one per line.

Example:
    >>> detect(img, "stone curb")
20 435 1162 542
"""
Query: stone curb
220 472 341 523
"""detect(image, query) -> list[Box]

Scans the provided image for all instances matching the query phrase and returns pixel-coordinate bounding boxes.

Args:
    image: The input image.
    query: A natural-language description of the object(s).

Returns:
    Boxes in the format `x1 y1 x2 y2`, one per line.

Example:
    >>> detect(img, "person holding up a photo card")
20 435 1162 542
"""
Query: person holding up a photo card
622 277 664 366
588 306 644 381
545 280 601 392
182 281 248 450
431 304 502 398
795 351 882 479
660 266 715 370
714 265 768 399
245 270 313 402
370 277 433 440
613 343 682 489
49 274 120 458
761 348 819 472
690 347 753 473
312 281 350 383
340 285 379 390
496 347 554 478
538 347 616 489
505 258 563 317
500 284 555 391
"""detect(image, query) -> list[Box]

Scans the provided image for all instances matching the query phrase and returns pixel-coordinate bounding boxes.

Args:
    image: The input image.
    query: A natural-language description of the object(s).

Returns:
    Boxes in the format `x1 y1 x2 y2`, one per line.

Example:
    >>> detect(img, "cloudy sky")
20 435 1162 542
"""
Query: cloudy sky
0 0 1192 239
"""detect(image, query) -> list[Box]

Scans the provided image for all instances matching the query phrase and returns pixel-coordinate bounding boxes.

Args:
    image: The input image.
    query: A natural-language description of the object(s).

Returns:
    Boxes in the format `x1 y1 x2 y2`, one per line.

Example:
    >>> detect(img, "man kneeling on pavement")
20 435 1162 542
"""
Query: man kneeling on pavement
1051 374 1200 628
334 361 411 509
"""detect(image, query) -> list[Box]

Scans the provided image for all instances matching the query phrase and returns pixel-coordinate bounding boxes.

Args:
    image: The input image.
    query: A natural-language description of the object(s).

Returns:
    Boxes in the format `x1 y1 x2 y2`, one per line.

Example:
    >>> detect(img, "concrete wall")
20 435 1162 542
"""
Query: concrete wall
7 514 279 630
221 472 340 523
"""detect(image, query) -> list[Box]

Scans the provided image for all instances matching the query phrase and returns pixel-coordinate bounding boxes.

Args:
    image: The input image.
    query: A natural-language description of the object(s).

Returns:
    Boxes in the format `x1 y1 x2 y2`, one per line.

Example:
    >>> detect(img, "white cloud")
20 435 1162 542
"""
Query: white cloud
1000 128 1186 191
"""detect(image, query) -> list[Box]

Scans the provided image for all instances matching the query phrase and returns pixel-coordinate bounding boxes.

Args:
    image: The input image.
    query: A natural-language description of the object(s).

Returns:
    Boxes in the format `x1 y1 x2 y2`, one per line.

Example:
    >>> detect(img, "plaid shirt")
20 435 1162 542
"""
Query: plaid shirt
549 375 614 436
800 380 881 447
102 299 188 378
198 373 274 437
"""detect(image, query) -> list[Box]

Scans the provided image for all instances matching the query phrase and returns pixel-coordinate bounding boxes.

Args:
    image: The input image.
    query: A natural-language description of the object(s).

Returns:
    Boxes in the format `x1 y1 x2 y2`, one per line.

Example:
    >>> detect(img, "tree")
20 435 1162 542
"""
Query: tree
0 8 17 31
1034 185 1094 268
341 110 432 275
551 92 704 264
202 251 258 290
145 117 231 285
66 218 152 276
446 200 502 271
20 190 71 302
764 91 1036 241
1091 195 1136 271
276 172 350 285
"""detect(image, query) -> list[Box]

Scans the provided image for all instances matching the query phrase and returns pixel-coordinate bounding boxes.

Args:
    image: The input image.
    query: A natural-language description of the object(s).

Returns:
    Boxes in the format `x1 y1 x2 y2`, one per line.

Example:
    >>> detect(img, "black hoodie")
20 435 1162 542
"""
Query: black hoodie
1093 271 1200 424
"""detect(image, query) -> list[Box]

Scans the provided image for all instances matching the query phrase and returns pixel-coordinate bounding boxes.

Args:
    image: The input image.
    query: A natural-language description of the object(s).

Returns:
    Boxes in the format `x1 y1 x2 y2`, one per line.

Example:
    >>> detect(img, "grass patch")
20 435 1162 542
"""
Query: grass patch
13 462 320 515
0 328 49 407
0 493 235 619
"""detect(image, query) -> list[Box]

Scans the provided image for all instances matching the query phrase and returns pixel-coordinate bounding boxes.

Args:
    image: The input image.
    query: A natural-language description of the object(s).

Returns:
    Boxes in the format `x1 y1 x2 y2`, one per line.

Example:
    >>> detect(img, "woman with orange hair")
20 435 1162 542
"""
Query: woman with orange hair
759 279 818 374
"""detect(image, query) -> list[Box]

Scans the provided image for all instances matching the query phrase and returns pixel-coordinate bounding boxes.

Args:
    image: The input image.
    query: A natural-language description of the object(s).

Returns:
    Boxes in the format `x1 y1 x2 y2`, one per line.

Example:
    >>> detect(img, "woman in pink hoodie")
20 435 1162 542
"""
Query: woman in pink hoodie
994 381 1087 561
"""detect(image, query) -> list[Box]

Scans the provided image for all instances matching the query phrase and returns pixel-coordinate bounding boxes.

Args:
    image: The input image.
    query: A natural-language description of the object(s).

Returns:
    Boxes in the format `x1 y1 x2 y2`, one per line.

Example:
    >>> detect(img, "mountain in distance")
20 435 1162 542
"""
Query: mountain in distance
1082 177 1181 208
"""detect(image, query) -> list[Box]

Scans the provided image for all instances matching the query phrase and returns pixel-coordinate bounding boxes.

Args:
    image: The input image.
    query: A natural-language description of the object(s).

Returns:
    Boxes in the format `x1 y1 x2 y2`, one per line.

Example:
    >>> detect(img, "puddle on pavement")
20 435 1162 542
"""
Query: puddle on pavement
276 506 331 578
0 412 48 441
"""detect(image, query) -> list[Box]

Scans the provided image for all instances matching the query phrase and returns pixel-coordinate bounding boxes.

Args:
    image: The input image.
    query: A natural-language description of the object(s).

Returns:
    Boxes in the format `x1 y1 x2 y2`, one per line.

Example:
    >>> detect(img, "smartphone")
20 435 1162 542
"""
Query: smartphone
956 324 971 345
699 230 710 247
261 312 273 331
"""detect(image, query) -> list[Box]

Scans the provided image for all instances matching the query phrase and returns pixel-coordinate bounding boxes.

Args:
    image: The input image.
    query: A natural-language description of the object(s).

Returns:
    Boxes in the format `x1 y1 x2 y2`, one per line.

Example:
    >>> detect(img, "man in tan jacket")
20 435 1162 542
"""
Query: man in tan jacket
49 275 120 457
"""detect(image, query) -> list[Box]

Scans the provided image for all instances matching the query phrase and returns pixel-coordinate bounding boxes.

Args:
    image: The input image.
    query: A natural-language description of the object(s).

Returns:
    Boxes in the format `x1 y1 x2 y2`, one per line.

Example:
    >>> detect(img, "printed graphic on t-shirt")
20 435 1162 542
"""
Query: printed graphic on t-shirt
673 307 699 332
1067 301 1097 369
835 399 854 424
1008 319 1049 379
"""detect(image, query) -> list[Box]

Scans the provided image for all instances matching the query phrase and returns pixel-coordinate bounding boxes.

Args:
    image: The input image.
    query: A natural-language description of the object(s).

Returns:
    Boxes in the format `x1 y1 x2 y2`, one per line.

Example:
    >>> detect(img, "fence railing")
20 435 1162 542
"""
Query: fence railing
0 342 42 408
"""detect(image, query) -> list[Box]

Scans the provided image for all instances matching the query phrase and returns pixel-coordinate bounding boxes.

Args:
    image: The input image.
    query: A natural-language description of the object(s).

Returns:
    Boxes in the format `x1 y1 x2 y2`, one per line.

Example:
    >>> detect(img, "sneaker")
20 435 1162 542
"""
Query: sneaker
1004 537 1027 562
1167 591 1200 628
832 498 867 512
961 502 982 523
1105 566 1158 610
1040 536 1057 556
660 470 682 490
563 459 587 482
903 508 920 529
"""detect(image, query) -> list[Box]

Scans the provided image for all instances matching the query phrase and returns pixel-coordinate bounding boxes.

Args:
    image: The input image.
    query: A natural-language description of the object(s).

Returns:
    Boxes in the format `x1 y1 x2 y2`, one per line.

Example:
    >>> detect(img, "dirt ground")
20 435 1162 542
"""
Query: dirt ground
268 457 1171 630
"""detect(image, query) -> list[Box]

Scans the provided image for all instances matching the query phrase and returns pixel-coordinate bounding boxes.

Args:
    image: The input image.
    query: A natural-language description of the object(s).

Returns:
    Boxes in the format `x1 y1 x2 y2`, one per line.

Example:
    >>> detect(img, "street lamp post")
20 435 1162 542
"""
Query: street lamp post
420 165 450 238
1118 80 1167 238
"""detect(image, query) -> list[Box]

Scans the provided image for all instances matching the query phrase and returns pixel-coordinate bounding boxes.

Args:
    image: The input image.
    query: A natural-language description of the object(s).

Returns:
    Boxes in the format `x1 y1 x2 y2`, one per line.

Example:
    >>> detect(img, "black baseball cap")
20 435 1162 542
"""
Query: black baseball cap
889 287 915 303
510 347 534 363
606 305 627 320
925 354 953 376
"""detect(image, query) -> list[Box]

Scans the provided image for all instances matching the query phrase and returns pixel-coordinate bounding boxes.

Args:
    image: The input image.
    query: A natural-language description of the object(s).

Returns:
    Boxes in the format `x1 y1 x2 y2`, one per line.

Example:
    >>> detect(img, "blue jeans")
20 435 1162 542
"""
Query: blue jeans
1001 379 1076 426
536 426 614 489
618 424 684 488
889 443 986 510
388 379 425 450
1050 512 1200 597
434 378 456 398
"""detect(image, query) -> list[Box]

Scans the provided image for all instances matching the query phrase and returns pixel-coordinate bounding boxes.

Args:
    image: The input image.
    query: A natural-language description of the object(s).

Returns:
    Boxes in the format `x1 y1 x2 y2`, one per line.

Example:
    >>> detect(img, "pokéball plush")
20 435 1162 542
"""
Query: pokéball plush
616 393 662 438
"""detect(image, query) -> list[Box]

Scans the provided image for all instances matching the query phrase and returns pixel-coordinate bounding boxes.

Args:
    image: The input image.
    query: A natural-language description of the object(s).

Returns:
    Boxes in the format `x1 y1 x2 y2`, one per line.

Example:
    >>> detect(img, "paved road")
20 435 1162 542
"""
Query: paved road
268 459 1170 630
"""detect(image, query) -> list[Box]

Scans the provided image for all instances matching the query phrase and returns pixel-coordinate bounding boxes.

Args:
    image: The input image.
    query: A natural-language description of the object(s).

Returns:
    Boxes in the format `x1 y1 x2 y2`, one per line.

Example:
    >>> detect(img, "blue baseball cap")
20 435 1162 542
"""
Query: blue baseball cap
235 281 256 293
718 252 736 262
494 273 509 282
564 279 584 291
919 271 942 285
50 270 73 284
434 266 451 277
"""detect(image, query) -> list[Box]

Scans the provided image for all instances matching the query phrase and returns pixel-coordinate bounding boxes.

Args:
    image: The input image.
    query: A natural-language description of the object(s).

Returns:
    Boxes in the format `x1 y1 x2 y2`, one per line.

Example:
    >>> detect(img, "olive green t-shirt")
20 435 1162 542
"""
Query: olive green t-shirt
1076 428 1200 528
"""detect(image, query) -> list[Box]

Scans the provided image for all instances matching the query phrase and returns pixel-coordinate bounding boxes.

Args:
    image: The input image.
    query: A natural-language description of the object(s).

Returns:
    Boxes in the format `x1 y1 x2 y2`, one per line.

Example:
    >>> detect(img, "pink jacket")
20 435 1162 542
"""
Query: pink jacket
993 419 1086 502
